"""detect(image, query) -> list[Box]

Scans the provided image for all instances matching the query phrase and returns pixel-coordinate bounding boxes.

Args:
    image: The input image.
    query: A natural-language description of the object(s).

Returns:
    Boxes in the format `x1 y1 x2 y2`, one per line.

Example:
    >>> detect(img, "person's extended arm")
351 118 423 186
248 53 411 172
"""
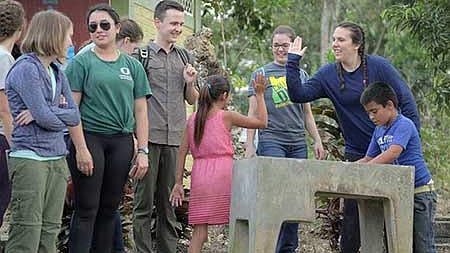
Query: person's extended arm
170 125 189 207
0 57 13 145
367 144 403 164
227 72 268 130
304 103 325 159
69 92 94 176
358 127 403 164
131 97 149 180
286 36 325 103
245 96 257 158
0 91 13 146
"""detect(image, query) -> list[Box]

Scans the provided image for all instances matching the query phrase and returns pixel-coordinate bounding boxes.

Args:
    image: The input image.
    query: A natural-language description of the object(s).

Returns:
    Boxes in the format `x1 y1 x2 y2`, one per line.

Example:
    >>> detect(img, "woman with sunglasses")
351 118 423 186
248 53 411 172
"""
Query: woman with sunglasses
65 3 151 253
77 18 144 56
286 22 421 252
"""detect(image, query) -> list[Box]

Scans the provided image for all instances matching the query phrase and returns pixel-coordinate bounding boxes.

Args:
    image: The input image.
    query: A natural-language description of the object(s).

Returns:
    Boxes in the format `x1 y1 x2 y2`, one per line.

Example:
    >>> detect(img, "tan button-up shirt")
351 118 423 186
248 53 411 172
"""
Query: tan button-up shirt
144 42 191 146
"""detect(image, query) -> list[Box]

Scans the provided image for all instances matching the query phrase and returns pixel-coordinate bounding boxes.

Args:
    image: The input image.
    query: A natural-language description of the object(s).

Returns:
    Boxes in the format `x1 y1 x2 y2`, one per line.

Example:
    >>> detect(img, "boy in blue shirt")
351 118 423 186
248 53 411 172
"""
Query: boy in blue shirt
359 81 436 253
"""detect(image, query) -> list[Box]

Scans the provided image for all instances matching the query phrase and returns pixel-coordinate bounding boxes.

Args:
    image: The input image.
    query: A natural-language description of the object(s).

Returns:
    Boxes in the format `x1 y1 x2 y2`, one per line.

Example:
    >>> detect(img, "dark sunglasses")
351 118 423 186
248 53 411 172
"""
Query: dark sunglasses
88 21 111 33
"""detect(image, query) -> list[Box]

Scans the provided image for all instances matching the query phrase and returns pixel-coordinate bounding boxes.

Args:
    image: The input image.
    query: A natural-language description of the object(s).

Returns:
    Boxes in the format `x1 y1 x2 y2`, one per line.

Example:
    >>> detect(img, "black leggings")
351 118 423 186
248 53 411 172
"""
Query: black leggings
68 131 133 253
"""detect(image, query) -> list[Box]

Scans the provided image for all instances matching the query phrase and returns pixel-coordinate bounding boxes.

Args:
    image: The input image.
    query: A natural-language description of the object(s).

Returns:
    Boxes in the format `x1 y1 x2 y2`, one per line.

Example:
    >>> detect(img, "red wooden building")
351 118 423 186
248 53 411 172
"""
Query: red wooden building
17 0 201 51
18 0 108 50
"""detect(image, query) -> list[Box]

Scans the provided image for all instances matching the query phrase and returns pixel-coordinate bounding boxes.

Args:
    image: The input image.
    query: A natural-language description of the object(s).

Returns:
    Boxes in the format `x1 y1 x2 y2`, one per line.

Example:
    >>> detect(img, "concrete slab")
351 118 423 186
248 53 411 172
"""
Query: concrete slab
229 157 414 253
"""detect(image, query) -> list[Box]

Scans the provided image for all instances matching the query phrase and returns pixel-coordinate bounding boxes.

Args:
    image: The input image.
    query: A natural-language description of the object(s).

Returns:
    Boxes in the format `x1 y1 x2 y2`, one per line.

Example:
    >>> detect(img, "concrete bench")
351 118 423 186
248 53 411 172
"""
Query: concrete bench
229 157 414 253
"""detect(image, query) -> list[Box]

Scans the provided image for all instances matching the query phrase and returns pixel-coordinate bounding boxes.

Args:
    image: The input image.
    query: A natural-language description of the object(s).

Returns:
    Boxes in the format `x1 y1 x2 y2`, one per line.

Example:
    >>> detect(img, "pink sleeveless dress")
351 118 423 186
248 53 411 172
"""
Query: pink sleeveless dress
187 110 234 225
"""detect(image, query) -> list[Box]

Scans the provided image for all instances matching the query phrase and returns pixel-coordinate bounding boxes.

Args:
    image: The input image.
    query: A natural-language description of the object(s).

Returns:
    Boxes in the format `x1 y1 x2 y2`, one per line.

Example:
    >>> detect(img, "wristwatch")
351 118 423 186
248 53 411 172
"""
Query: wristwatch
137 147 149 154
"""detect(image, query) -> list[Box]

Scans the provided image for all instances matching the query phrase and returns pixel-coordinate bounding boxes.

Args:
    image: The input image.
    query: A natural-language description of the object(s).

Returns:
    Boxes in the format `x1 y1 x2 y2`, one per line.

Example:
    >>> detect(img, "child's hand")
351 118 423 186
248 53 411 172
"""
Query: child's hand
252 72 266 95
169 183 185 207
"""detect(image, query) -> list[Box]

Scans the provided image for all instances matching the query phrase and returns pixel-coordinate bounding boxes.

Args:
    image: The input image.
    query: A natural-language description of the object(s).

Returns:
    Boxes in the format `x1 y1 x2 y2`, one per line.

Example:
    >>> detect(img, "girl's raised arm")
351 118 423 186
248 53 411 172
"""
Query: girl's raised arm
225 72 268 129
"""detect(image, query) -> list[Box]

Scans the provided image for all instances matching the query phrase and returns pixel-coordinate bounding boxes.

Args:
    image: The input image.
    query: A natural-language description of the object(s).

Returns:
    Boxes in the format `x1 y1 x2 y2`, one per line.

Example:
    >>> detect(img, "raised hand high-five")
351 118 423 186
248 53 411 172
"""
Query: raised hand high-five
288 36 308 56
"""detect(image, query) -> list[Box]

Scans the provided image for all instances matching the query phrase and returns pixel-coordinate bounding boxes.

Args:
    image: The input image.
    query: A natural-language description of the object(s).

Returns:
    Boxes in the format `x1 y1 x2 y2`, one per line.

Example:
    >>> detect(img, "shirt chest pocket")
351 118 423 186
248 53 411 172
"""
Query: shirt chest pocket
148 59 165 69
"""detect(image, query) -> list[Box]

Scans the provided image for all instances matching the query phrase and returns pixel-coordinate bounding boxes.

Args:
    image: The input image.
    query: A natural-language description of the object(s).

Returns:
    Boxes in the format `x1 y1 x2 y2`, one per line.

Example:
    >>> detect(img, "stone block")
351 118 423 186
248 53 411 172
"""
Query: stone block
229 157 415 253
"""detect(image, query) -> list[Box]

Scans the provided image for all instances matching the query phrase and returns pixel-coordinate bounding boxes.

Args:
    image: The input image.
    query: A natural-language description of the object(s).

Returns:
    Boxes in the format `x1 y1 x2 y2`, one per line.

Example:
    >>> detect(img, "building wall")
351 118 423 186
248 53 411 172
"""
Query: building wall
111 0 129 18
16 0 108 51
15 0 198 51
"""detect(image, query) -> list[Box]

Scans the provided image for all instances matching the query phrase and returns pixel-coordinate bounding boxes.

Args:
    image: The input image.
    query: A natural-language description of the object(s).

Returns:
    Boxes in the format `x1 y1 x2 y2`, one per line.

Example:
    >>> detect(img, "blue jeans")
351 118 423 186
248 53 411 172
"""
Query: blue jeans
340 152 364 253
257 141 307 253
413 191 437 253
113 210 125 253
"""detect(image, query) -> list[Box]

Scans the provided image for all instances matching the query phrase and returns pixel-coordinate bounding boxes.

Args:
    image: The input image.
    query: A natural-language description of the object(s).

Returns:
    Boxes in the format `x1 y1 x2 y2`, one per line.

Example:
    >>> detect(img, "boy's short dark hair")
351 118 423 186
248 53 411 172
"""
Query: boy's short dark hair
154 0 184 21
360 82 398 108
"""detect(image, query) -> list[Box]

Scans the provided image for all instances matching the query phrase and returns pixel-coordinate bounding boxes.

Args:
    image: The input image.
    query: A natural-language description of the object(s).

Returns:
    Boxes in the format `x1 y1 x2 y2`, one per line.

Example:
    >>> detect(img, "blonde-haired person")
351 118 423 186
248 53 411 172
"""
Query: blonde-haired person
0 0 25 227
5 10 80 252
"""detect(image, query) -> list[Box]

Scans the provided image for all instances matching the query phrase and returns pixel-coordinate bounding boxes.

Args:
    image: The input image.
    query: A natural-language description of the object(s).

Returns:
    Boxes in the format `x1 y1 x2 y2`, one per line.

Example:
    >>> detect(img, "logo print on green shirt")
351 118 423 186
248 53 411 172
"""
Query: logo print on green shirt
270 76 292 108
119 67 132 81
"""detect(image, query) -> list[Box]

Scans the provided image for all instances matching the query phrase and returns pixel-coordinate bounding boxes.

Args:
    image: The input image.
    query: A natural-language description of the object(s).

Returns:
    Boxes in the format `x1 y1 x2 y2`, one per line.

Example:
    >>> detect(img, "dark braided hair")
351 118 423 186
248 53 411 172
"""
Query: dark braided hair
194 75 231 147
335 22 368 91
0 0 24 42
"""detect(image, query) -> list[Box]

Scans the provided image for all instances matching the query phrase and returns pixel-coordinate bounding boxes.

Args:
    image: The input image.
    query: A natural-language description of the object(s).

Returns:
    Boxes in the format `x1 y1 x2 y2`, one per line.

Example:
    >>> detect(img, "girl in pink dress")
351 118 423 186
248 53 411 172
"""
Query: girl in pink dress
170 74 267 253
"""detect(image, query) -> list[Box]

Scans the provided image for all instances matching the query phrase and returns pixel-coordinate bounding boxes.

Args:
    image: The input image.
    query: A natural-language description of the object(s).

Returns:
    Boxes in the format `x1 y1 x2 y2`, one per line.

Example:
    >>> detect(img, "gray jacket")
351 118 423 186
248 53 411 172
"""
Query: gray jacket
6 53 80 156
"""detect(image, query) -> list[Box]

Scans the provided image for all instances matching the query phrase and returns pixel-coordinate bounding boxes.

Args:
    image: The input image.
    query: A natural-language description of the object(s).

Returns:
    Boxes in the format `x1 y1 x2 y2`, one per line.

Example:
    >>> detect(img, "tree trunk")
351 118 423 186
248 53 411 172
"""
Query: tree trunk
320 0 331 66
321 0 340 65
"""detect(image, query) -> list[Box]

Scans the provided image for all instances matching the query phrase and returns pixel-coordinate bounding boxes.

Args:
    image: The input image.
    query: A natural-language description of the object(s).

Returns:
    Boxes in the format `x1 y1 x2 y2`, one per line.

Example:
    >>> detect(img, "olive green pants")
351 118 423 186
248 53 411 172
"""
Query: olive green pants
6 157 69 253
133 144 179 253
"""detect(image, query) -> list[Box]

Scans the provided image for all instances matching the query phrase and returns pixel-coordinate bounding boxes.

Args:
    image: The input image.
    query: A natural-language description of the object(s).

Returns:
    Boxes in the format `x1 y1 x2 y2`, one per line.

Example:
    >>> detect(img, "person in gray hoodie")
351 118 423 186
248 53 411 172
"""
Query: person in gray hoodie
4 10 80 252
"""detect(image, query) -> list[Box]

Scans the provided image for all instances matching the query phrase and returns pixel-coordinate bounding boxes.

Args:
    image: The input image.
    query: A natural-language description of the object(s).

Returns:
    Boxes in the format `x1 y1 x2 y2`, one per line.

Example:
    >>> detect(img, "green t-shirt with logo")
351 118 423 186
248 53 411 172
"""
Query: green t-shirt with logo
66 50 152 134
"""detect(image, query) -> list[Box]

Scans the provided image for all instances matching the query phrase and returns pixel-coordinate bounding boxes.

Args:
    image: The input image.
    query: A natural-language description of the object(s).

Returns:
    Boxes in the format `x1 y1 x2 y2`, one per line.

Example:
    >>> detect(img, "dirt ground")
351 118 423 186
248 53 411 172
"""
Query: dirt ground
192 191 450 253
194 223 332 253
1 192 449 252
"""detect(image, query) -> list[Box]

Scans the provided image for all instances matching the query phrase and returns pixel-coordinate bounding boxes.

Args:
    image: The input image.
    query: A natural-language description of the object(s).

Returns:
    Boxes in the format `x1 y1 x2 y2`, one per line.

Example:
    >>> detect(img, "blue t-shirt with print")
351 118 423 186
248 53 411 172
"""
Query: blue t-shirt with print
248 62 308 146
366 114 431 188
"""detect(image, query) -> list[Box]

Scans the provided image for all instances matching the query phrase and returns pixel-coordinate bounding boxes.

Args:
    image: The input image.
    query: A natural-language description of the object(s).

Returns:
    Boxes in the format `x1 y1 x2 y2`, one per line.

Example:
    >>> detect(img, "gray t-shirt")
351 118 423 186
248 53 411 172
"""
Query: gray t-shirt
248 62 308 145
0 46 15 135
